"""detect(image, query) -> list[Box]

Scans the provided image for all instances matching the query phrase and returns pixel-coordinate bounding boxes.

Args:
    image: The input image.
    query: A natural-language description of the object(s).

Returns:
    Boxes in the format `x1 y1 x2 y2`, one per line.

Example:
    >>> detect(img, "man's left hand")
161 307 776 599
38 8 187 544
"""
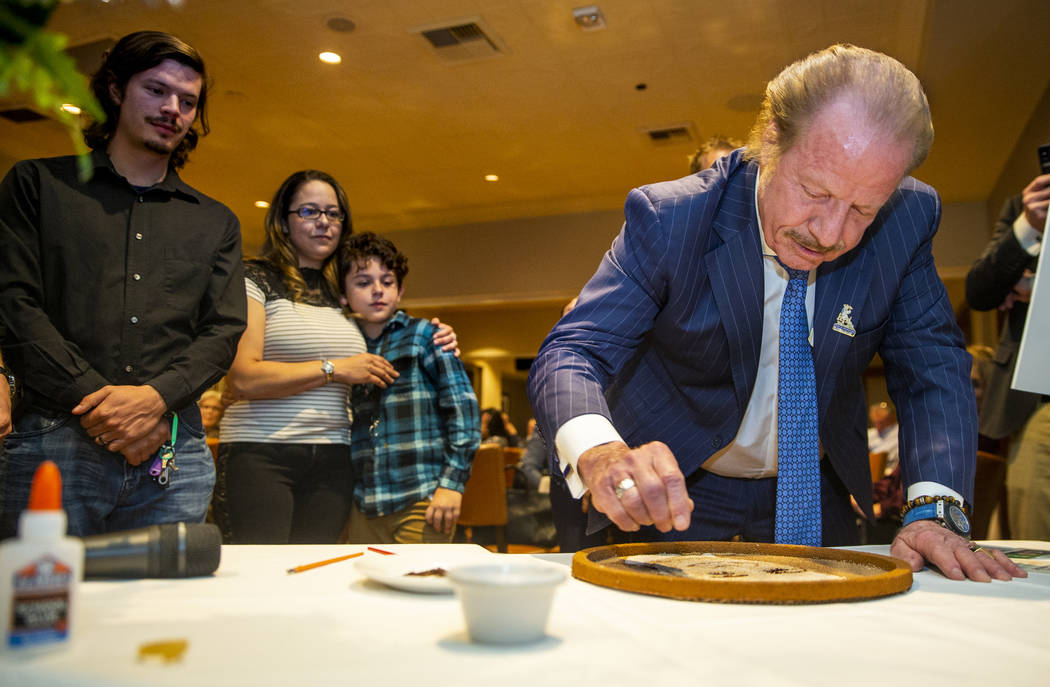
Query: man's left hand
73 385 167 452
425 487 463 534
891 520 1027 581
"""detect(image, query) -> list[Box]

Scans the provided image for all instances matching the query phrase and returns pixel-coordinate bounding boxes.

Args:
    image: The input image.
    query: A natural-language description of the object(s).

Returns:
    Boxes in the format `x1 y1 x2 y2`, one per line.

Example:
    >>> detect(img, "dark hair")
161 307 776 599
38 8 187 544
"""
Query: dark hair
83 30 209 169
257 170 353 303
340 232 409 286
482 407 510 440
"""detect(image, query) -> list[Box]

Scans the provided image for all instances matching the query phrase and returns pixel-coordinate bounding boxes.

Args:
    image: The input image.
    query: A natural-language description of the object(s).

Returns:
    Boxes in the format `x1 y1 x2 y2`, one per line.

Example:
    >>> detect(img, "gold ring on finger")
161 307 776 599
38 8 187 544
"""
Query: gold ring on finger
614 478 636 499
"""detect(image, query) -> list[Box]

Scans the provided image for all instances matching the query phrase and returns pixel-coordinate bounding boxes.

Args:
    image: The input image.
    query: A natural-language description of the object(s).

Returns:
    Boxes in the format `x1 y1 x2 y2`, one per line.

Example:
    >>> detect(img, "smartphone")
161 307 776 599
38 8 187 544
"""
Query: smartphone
1040 143 1050 175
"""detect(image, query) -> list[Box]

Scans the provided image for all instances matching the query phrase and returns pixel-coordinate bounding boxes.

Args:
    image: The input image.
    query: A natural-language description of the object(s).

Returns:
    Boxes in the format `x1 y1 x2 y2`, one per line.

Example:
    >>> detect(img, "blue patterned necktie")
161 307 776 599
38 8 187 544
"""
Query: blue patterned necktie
775 265 822 546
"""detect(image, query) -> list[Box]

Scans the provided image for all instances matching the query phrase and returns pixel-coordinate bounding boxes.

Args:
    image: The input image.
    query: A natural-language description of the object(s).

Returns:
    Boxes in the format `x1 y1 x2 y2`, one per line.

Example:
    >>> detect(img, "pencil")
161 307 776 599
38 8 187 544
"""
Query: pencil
286 551 364 574
368 546 395 555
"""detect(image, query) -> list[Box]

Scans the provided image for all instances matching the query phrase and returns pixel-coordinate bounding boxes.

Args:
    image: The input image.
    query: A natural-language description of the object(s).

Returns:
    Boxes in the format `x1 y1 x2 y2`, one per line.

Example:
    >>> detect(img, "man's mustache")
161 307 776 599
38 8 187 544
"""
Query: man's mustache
785 228 844 254
146 116 182 132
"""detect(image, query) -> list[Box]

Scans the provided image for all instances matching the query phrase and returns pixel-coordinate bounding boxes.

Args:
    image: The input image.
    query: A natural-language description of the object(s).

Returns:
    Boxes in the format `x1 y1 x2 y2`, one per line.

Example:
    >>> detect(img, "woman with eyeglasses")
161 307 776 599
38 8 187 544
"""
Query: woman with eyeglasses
214 170 458 543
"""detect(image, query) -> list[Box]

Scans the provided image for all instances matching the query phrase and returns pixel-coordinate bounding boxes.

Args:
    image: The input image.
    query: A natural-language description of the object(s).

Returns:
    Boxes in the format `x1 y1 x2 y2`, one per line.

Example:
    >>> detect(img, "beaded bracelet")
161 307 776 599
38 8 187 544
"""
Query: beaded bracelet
900 494 969 517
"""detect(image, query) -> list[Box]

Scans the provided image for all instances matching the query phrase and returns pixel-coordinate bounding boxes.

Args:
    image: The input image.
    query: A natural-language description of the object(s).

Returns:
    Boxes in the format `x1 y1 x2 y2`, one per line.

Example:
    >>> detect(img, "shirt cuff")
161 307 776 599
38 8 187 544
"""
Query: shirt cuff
1013 212 1042 256
906 481 964 506
553 414 624 498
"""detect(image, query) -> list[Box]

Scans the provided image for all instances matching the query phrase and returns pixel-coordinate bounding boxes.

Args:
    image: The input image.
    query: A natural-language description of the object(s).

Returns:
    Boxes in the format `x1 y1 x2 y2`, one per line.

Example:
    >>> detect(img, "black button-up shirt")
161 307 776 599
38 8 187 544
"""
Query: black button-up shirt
0 150 246 414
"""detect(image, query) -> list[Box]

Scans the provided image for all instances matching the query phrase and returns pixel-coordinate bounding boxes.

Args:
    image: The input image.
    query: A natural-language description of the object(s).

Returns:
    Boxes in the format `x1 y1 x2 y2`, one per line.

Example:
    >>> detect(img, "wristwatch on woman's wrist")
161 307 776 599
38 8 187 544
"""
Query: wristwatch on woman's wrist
321 359 335 384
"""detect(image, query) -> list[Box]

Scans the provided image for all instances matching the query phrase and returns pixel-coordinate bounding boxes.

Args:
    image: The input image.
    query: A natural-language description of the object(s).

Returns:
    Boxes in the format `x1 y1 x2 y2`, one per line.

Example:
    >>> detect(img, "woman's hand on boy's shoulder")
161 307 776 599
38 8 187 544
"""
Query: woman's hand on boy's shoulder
430 318 460 358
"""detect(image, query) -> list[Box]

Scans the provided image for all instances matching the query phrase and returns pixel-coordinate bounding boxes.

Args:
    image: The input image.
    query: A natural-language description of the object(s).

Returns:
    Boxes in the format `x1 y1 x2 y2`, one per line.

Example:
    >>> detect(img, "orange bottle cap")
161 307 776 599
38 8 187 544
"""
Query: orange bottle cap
28 460 63 511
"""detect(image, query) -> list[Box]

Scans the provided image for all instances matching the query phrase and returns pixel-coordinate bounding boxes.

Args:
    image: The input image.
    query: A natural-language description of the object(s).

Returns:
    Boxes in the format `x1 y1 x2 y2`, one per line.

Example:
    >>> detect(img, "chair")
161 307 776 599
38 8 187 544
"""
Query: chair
971 450 1008 540
457 445 508 552
868 452 887 483
502 447 523 488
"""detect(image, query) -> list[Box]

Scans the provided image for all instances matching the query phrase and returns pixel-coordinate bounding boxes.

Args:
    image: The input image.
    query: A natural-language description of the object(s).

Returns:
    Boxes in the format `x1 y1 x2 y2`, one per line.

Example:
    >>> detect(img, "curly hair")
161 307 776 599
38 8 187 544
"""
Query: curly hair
255 170 353 304
340 232 409 286
83 31 209 170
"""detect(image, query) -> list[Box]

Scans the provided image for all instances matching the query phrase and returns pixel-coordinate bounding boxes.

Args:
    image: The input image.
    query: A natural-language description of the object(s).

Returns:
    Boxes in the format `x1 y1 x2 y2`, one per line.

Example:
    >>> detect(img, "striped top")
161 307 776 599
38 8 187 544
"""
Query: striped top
219 262 365 445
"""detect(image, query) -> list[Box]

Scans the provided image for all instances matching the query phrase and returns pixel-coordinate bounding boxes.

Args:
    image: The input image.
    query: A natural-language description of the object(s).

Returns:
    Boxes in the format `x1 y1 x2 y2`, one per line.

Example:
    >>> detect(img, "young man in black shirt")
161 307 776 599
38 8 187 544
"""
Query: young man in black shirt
0 31 247 537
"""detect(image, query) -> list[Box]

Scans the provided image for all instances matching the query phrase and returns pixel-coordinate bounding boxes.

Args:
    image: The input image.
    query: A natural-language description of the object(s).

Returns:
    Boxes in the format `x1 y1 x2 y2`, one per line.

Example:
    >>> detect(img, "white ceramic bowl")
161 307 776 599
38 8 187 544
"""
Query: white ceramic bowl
446 562 567 644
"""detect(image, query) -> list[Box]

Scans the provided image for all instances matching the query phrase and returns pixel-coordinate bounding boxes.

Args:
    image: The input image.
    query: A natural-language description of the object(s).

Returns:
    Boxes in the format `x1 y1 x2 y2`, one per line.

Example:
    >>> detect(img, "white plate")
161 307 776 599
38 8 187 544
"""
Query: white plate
355 553 460 594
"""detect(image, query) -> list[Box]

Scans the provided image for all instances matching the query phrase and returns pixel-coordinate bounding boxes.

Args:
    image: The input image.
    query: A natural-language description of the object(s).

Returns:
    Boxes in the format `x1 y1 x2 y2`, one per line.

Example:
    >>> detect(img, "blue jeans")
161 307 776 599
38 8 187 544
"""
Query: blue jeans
0 409 215 538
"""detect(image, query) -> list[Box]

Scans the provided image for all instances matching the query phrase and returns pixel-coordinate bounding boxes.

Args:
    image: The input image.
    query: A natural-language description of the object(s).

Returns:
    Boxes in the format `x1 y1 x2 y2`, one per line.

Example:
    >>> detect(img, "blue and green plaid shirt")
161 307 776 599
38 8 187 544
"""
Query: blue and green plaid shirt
349 311 480 517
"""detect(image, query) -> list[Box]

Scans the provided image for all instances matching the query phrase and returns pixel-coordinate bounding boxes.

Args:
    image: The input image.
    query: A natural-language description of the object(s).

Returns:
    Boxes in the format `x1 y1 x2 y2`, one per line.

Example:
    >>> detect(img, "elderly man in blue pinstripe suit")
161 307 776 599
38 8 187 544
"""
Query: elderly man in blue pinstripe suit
528 44 1025 582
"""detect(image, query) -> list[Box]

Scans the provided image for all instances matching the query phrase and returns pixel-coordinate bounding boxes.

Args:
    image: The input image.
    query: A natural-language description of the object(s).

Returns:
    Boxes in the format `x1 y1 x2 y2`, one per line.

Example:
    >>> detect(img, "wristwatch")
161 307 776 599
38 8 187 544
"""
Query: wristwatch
321 359 335 384
901 497 971 537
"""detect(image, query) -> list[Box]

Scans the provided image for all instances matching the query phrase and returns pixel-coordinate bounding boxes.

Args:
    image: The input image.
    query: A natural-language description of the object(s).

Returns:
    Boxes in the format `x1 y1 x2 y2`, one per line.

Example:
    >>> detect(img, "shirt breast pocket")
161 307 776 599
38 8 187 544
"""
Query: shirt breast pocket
162 248 211 307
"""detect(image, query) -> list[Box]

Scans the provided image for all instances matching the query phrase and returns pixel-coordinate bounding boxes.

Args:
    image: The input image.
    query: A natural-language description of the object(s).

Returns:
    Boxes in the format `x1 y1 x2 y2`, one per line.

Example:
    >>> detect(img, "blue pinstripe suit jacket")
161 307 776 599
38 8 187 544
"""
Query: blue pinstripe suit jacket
527 151 977 518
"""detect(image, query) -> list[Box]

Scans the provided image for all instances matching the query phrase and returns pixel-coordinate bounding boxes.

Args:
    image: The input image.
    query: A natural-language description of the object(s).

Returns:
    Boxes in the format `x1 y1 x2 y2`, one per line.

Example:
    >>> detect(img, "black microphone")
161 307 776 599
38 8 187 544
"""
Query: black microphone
83 523 222 579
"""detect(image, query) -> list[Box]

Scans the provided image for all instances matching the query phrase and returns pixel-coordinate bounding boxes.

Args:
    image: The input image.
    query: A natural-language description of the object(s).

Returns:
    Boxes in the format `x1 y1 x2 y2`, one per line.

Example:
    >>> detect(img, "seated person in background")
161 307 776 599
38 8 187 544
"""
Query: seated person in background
517 417 550 491
342 232 480 544
688 134 743 174
867 402 899 476
480 407 514 447
502 411 522 447
198 389 225 439
967 345 994 413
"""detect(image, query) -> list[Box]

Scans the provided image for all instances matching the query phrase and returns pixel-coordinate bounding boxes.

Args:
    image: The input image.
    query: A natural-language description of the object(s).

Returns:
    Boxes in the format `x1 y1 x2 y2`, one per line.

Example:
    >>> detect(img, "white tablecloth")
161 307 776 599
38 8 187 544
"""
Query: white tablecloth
2 541 1048 687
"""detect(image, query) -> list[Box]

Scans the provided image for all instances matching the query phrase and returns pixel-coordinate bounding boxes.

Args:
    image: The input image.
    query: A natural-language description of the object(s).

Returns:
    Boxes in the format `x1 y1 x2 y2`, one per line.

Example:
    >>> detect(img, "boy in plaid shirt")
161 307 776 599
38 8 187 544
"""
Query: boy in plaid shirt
342 233 480 543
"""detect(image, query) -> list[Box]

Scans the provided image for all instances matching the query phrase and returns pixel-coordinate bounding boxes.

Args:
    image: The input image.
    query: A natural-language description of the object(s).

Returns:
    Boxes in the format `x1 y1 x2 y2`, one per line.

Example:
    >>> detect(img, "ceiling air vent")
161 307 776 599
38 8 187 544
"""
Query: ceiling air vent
411 16 508 62
641 122 698 147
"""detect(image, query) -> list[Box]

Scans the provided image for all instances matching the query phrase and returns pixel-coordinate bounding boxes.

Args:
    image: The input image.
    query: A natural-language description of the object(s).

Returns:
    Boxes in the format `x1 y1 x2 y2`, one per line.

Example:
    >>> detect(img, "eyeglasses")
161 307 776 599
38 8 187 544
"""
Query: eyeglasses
288 205 345 222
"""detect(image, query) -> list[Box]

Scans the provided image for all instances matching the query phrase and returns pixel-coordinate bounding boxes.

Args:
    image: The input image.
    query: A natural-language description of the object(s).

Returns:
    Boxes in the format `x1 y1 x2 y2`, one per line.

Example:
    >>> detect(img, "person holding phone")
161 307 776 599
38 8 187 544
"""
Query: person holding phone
964 146 1050 539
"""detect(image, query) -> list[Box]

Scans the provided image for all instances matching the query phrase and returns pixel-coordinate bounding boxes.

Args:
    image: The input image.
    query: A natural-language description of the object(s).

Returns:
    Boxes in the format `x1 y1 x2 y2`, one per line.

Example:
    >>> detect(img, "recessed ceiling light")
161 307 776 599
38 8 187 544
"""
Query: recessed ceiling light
484 174 499 182
254 201 270 209
318 51 342 64
59 103 81 115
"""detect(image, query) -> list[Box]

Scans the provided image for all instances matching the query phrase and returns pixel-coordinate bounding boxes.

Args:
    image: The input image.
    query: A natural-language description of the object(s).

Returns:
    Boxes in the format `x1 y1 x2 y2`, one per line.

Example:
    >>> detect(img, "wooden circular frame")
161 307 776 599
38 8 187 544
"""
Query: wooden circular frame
572 541 913 604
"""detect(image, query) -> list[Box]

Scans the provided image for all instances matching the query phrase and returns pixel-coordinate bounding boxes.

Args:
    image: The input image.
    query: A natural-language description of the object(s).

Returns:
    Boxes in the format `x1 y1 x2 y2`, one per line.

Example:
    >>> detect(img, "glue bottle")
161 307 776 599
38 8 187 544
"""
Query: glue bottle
0 460 83 652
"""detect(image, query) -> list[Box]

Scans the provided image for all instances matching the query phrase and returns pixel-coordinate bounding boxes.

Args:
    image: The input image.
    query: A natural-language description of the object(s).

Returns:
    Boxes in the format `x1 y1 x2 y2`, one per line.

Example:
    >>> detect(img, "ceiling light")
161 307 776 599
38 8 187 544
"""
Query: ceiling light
573 5 606 31
318 51 342 64
484 174 499 182
254 201 270 209
59 103 81 115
